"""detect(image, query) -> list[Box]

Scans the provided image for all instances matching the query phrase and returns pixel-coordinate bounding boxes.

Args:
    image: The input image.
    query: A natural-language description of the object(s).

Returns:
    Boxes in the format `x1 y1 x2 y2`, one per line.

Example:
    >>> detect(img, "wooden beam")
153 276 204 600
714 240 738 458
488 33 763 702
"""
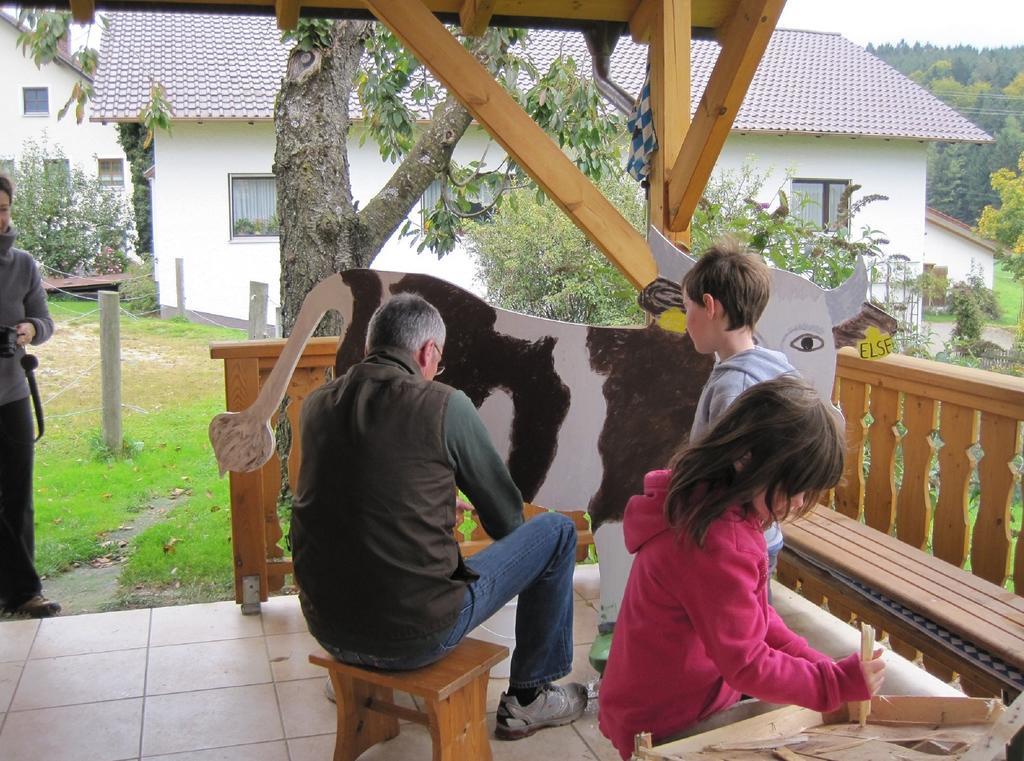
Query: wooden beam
459 0 497 36
628 0 656 42
666 0 784 231
647 0 691 248
363 0 657 288
69 0 96 24
275 0 301 30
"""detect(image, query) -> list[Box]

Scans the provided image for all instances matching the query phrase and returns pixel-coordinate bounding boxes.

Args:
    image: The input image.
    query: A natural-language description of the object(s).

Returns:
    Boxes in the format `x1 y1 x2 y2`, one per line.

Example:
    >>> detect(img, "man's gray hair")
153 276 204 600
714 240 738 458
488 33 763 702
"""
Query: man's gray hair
366 293 446 353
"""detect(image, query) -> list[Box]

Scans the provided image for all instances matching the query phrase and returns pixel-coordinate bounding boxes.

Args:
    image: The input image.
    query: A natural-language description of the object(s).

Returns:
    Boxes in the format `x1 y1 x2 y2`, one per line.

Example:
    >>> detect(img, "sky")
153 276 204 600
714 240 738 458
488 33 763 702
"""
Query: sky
777 0 1024 49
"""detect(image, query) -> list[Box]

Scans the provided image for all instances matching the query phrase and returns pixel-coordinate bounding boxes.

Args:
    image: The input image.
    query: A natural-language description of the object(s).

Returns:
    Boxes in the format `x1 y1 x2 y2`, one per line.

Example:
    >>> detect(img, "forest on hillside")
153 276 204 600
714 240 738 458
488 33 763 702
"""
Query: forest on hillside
868 42 1024 227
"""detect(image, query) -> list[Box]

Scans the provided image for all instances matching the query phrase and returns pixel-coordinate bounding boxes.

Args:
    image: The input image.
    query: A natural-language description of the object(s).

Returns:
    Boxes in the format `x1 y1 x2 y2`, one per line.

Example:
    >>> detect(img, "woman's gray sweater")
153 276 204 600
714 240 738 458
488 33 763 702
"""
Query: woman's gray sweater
0 228 54 406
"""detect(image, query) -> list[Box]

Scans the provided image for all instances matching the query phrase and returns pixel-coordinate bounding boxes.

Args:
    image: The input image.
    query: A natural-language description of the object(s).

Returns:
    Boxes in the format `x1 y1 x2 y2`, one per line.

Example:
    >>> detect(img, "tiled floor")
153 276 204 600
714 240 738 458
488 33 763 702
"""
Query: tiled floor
0 564 618 761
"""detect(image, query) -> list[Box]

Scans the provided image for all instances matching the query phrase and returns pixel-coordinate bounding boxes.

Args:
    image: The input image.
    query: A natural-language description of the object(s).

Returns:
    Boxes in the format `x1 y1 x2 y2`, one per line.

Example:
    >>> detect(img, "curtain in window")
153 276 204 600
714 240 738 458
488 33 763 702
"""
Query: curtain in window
792 181 824 226
231 177 277 235
827 182 847 228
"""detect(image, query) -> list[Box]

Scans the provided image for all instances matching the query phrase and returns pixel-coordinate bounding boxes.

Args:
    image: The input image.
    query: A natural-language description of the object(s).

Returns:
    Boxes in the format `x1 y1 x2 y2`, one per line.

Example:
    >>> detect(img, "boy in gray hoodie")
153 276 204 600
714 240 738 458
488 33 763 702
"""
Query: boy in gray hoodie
682 237 795 579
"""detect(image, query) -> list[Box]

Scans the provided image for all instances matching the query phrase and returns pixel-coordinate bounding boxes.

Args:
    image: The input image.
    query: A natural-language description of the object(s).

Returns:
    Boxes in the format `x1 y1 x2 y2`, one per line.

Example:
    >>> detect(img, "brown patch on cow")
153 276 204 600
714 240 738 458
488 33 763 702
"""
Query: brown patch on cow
833 302 898 349
586 326 713 528
391 275 571 502
333 270 384 376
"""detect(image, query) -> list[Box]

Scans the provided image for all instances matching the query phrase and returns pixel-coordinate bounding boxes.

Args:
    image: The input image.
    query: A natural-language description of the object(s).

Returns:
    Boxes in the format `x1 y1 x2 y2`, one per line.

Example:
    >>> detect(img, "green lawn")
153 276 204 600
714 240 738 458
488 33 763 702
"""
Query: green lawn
994 261 1024 327
33 298 245 604
925 261 1024 327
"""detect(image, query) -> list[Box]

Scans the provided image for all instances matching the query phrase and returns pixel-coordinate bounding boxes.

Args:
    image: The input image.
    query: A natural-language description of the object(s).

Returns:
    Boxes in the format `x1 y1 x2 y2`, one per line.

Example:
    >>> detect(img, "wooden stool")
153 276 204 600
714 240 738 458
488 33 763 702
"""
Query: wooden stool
309 637 509 761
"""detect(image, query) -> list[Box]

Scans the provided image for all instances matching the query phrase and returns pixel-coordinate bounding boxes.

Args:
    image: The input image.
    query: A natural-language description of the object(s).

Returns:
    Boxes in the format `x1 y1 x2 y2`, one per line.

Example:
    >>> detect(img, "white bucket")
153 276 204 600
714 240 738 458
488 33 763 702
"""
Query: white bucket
469 596 517 678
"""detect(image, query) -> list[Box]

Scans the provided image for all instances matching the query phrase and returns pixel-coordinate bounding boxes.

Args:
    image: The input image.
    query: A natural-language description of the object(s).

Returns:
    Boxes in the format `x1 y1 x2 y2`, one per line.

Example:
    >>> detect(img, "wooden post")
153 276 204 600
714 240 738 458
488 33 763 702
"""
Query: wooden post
175 257 186 318
99 290 122 453
248 281 269 340
645 0 691 247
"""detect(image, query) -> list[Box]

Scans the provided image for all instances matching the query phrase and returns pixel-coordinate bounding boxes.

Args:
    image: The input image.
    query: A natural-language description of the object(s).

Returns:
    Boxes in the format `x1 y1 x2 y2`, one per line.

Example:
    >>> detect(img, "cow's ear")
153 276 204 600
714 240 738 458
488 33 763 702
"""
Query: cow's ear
825 257 869 325
648 225 696 283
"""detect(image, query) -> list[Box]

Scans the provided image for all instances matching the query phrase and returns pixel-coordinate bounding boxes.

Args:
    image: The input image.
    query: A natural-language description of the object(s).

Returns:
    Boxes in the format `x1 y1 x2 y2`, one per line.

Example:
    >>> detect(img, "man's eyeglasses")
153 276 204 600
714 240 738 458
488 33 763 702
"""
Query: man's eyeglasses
433 343 445 377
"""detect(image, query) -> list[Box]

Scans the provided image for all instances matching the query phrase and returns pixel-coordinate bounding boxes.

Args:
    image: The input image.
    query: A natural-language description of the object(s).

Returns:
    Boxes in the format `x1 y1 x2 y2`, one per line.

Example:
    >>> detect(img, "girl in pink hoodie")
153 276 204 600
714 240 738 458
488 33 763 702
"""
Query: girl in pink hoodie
598 376 884 759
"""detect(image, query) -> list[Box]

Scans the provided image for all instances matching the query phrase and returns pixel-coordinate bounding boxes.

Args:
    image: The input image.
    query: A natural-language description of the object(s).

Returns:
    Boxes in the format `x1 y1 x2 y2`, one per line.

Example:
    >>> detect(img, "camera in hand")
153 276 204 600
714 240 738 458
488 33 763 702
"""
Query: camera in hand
0 325 18 358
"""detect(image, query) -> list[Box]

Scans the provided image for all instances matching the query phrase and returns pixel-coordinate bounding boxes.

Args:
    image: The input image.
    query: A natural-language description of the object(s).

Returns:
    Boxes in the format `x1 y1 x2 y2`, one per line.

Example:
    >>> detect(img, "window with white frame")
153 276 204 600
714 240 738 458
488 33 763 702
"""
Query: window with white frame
22 87 49 116
229 175 278 238
791 179 850 230
97 159 125 188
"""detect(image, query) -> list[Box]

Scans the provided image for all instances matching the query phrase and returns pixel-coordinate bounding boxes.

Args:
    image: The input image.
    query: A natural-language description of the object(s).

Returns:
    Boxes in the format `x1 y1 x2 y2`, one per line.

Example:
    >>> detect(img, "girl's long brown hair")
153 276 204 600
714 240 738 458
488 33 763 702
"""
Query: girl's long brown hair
666 375 845 546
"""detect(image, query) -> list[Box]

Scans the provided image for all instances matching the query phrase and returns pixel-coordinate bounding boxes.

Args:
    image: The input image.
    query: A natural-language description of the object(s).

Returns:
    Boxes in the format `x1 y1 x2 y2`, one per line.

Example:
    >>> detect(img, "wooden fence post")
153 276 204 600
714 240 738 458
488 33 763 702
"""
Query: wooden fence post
175 258 186 318
99 290 122 452
248 281 269 340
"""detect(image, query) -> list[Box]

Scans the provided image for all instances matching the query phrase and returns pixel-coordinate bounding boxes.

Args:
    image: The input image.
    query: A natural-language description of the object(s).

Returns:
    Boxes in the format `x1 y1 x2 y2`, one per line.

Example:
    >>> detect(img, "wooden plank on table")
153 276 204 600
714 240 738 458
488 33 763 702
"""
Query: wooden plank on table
363 0 657 289
794 513 1024 643
806 509 1024 620
959 692 1024 761
459 0 496 35
638 705 819 757
647 0 692 247
781 549 1009 697
895 393 937 550
785 510 1024 668
786 531 1024 666
666 0 784 231
933 403 978 569
971 413 1019 587
864 386 899 534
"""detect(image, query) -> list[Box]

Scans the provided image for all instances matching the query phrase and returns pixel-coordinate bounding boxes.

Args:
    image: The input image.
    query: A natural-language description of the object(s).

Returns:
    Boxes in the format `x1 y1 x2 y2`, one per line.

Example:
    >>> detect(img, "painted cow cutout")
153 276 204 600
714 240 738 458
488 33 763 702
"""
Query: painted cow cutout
210 226 878 624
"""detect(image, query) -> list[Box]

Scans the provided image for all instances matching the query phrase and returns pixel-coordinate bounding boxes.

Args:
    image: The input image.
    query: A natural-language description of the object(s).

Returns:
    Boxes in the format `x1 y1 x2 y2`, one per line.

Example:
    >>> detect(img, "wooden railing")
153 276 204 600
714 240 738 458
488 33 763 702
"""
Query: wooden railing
210 337 592 607
777 346 1024 696
212 340 1024 620
829 346 1024 590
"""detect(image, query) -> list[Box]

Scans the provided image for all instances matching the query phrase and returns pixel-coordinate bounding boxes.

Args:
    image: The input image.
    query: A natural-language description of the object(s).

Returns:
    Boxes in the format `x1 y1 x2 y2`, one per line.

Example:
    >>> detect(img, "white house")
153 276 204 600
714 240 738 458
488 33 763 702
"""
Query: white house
90 13 990 330
0 14 131 202
924 206 997 290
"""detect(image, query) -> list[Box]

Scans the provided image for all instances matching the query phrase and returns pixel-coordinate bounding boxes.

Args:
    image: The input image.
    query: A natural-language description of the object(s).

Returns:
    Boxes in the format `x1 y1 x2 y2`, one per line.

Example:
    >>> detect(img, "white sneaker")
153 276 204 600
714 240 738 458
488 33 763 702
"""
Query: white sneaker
495 683 588 740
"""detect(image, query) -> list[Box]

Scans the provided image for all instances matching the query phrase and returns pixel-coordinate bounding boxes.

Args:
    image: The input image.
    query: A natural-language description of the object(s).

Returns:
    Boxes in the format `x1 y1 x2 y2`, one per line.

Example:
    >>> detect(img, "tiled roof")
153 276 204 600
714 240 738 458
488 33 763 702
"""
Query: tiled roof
92 13 991 143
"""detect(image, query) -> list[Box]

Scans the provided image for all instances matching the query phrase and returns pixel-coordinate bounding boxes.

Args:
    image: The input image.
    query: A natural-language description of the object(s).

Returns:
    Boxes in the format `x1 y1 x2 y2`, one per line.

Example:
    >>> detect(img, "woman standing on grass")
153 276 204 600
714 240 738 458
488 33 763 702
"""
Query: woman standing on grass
0 172 60 618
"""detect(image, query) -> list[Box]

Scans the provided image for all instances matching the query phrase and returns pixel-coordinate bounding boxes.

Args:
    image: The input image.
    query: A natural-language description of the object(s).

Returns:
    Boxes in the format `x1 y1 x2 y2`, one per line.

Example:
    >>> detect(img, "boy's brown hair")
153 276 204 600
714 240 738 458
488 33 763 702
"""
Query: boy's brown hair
0 173 13 202
680 237 771 330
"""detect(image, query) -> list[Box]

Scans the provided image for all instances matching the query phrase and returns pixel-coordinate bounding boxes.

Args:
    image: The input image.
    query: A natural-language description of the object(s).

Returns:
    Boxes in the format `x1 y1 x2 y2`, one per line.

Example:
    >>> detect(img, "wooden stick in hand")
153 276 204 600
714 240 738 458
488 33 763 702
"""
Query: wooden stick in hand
857 622 876 726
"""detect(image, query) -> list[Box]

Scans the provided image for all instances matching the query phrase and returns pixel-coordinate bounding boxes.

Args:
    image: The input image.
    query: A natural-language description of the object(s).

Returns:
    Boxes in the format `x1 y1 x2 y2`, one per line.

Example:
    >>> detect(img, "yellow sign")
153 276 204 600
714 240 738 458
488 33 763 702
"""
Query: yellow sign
657 307 687 334
858 326 894 360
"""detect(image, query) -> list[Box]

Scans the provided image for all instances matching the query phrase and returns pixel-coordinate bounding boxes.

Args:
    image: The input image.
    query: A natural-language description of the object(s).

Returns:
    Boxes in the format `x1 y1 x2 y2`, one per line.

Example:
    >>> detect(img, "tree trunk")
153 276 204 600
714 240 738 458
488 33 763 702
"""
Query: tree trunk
275 21 369 338
275 22 476 338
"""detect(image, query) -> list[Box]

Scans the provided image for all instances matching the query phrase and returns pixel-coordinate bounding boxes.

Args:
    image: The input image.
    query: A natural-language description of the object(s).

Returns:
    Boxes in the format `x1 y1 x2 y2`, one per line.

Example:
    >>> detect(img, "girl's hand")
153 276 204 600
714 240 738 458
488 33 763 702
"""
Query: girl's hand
15 322 35 347
860 647 886 695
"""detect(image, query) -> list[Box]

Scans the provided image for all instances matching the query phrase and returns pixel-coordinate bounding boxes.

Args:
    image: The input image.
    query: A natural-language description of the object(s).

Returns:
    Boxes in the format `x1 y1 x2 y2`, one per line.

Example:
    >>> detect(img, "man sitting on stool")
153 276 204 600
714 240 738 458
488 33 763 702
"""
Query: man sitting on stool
290 293 586 740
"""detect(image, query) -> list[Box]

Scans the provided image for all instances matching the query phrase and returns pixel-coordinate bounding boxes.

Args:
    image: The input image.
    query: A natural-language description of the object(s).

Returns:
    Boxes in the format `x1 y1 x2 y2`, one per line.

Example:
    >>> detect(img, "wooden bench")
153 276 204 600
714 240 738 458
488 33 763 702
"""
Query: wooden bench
309 637 509 761
778 506 1024 699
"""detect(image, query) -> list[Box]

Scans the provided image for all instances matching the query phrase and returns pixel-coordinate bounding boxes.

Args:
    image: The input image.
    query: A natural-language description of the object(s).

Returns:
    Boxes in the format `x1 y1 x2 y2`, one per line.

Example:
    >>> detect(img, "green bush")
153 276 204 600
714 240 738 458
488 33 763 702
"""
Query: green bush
9 138 136 274
949 268 1000 341
119 260 159 315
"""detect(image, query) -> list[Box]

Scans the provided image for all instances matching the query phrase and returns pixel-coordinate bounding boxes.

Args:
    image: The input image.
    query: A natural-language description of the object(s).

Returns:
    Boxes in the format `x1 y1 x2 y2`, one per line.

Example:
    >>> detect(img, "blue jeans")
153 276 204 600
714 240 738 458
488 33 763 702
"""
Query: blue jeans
322 512 577 689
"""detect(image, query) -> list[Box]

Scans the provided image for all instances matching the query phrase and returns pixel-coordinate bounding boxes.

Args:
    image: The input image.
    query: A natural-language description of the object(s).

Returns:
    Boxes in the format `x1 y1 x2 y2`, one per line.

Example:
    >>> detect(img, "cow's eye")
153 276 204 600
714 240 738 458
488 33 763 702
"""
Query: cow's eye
789 333 825 352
